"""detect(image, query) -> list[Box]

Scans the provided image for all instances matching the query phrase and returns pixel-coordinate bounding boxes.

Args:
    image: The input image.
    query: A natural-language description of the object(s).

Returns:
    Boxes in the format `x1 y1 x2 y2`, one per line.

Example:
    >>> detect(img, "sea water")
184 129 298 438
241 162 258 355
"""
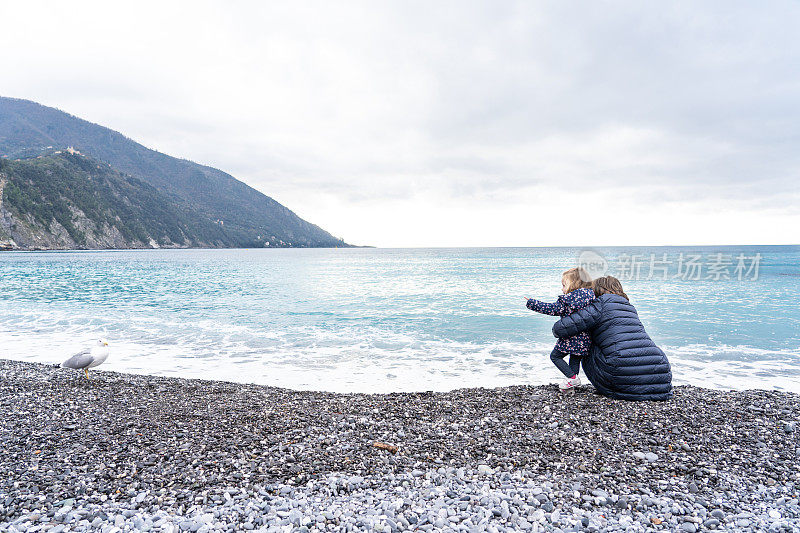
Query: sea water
1 246 798 393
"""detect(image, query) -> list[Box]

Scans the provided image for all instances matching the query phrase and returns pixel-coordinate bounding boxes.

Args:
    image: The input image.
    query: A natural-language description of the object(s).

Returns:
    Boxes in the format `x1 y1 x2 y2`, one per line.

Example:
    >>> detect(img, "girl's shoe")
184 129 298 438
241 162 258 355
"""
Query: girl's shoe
559 375 581 391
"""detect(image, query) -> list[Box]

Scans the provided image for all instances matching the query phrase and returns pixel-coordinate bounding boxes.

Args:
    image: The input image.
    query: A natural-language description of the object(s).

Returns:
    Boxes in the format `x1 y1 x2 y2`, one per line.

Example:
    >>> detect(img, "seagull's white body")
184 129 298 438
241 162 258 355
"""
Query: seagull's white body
61 340 110 377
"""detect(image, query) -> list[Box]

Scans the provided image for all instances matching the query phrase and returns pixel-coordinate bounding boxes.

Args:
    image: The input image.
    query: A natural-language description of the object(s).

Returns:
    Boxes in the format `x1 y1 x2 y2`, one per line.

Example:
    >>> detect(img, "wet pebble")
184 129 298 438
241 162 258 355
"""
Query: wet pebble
1 359 798 532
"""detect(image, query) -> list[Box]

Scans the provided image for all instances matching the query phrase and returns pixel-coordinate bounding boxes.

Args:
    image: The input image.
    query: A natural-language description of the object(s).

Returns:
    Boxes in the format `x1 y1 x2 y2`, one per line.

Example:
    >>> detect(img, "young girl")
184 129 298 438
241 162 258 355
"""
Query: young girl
525 267 595 391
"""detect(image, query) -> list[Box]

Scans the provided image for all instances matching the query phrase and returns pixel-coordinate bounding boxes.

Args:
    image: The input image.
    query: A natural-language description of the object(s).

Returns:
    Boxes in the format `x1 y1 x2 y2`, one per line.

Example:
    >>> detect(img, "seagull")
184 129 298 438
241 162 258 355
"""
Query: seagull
61 340 110 378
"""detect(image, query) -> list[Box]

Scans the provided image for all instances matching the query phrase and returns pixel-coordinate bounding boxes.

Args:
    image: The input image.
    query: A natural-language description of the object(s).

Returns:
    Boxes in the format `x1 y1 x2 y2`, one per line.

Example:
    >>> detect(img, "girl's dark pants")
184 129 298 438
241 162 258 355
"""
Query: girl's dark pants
550 348 580 378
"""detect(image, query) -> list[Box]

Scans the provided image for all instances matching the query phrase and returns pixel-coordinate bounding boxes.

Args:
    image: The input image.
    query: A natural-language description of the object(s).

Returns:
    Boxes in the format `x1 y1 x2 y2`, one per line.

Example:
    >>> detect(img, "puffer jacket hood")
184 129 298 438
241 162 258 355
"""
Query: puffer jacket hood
552 293 673 401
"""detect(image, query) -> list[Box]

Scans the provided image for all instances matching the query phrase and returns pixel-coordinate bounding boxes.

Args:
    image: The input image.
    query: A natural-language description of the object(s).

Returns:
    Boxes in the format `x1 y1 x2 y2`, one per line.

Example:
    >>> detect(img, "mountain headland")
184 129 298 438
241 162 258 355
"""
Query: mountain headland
0 97 349 250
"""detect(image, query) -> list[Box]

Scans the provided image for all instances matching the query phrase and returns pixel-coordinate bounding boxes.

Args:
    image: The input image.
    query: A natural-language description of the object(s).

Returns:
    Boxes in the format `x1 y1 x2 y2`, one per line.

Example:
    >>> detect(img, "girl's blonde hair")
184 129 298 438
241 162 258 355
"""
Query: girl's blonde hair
562 267 592 293
592 275 629 301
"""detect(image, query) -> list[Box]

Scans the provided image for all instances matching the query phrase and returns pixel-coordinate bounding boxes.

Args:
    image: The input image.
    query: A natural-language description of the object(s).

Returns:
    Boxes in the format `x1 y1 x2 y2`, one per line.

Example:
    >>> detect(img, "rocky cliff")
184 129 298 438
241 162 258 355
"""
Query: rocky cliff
0 152 232 250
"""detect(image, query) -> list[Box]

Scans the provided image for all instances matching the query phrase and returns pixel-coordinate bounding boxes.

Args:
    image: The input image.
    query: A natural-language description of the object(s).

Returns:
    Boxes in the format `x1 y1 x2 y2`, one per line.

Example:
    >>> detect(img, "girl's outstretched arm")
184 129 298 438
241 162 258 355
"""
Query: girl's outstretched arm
526 297 566 316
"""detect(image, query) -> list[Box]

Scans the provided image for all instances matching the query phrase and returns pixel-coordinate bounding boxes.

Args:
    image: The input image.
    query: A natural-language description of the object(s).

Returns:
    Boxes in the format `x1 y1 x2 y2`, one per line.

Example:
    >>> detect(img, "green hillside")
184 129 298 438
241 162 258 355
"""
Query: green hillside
0 96 349 248
0 152 236 249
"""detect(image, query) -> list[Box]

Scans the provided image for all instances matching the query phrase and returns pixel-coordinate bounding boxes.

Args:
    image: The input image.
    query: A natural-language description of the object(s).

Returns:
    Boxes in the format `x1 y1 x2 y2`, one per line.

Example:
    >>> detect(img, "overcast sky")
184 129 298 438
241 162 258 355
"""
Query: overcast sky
1 1 799 247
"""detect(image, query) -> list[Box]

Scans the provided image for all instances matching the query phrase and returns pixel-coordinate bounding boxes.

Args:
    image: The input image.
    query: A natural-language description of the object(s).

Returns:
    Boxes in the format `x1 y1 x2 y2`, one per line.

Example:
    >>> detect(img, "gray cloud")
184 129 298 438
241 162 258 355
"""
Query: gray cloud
1 0 798 245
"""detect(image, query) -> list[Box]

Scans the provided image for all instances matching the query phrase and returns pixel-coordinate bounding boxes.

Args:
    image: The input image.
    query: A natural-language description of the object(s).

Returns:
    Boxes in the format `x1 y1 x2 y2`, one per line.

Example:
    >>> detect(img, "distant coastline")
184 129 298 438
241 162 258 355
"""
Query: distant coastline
0 243 369 252
2 243 795 252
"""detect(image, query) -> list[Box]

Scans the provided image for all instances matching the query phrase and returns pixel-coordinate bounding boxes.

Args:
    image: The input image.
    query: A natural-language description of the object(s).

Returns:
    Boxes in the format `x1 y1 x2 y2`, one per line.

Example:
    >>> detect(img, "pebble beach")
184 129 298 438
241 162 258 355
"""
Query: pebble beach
1 359 798 532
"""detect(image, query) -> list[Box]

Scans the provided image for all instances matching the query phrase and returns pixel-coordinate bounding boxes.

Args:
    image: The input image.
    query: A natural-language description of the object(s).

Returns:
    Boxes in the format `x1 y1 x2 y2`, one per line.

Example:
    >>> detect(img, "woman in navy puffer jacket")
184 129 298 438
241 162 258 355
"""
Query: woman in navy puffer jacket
551 276 673 401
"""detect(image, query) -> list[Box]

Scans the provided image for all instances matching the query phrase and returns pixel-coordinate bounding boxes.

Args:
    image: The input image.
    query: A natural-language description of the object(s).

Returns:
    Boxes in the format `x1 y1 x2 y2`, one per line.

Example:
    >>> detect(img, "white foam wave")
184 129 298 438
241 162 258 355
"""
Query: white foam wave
2 307 799 394
664 343 800 393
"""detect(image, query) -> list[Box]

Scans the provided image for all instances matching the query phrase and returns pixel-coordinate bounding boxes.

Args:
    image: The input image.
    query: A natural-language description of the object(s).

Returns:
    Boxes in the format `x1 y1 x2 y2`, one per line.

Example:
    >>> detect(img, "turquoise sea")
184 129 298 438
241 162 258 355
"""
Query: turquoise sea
1 246 798 392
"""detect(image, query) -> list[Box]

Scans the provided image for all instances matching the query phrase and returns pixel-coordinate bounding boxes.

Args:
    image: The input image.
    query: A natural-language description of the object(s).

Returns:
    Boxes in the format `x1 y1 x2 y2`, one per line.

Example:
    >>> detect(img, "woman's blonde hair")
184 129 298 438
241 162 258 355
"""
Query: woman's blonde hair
592 275 629 301
562 267 592 293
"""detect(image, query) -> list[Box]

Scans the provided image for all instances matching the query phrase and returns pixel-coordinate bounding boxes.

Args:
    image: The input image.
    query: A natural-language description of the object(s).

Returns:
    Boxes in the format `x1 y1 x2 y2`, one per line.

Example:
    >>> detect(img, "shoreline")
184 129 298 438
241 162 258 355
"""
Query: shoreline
1 359 798 532
0 244 363 253
1 354 798 397
2 244 797 253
